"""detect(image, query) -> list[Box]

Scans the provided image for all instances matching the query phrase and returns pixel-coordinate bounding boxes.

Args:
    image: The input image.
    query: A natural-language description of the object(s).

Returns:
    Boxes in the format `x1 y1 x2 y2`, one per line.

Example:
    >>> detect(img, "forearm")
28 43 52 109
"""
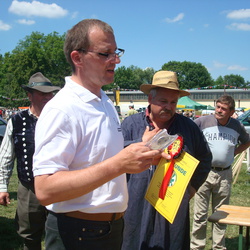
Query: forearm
35 157 122 206
35 142 162 206
0 120 15 192
234 142 250 156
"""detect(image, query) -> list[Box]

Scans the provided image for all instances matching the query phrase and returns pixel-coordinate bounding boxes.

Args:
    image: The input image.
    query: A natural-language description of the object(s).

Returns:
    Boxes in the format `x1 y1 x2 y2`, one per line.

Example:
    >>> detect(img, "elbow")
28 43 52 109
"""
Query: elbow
35 189 53 206
34 176 54 206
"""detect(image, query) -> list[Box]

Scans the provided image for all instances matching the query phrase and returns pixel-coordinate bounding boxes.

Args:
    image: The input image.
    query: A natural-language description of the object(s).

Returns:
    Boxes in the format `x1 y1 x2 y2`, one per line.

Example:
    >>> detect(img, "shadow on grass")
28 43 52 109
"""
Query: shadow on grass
226 236 245 249
9 191 17 200
0 216 23 250
226 233 250 250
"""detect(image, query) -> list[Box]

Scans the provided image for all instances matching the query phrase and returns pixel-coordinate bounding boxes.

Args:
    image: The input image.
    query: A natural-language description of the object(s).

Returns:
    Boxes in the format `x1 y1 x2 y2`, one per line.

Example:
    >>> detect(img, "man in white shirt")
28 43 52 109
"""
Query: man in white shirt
33 19 166 250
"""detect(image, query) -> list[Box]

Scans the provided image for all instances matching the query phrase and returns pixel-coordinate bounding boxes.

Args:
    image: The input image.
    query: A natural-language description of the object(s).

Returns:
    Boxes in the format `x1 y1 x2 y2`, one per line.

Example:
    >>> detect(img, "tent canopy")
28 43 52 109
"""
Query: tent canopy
206 105 215 110
177 96 207 110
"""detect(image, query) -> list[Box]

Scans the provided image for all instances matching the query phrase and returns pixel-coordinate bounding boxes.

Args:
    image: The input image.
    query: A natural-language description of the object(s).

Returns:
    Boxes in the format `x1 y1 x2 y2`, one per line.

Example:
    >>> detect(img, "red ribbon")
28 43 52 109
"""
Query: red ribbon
159 159 175 199
158 135 183 200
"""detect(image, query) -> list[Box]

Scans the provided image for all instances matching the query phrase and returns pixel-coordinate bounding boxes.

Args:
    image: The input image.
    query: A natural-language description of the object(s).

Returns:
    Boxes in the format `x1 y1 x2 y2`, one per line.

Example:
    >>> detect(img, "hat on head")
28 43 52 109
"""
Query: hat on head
140 70 190 97
21 72 61 93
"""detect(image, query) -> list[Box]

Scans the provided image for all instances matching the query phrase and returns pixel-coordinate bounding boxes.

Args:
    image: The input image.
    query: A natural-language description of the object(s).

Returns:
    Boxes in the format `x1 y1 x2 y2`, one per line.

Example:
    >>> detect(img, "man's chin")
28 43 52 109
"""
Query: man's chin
159 114 173 120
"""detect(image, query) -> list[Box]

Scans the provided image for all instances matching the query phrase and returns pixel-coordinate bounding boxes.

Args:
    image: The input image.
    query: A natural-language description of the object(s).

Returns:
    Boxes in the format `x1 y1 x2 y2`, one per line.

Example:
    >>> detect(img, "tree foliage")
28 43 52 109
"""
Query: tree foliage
161 61 214 90
105 66 155 91
214 74 247 89
0 31 249 107
0 31 71 107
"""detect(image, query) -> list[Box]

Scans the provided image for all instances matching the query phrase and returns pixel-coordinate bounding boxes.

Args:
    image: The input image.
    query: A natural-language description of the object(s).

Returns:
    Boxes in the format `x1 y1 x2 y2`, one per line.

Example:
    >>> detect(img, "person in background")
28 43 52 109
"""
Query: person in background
121 70 212 250
191 95 250 250
127 104 138 116
32 19 167 250
0 72 60 250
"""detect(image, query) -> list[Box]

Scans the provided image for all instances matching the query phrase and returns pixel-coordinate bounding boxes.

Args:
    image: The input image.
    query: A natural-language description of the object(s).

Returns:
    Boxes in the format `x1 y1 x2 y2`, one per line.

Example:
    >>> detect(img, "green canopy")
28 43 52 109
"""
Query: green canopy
206 105 215 110
177 96 207 110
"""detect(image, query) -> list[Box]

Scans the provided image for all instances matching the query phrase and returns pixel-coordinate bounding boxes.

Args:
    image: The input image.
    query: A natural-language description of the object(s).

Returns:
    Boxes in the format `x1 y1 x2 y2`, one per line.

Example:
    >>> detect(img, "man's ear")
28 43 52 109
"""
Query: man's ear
27 92 32 102
71 51 83 68
148 95 152 103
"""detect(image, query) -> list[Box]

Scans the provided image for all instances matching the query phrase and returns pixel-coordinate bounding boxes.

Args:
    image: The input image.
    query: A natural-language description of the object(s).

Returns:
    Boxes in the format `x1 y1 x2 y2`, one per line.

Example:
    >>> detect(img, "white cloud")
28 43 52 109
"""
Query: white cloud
164 13 184 23
17 19 35 25
8 0 68 18
0 20 11 31
71 11 78 19
227 22 250 31
227 65 248 71
227 9 250 19
213 61 226 68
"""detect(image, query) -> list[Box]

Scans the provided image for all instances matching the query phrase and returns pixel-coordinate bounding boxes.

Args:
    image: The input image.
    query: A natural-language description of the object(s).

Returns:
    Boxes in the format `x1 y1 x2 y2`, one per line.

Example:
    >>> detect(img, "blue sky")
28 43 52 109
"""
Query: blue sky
1 0 250 82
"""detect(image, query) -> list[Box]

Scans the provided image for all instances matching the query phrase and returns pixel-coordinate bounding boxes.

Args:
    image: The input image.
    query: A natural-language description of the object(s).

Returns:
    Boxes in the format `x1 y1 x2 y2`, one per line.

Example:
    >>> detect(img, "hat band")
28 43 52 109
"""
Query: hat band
29 82 53 87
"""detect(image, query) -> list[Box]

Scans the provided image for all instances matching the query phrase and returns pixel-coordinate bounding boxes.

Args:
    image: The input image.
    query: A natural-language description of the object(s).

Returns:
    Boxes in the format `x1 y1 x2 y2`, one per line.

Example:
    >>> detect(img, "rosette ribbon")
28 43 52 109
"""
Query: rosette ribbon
159 135 184 200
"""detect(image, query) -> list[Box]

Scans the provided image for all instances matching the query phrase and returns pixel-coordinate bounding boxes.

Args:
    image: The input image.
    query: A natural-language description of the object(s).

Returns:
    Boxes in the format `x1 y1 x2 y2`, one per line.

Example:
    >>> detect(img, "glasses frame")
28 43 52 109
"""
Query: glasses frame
77 48 125 60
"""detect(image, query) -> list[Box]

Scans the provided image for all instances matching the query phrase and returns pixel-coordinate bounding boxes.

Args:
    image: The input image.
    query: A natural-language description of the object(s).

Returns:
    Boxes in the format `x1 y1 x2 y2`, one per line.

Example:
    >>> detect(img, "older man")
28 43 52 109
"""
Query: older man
191 95 250 249
0 72 60 250
121 70 212 250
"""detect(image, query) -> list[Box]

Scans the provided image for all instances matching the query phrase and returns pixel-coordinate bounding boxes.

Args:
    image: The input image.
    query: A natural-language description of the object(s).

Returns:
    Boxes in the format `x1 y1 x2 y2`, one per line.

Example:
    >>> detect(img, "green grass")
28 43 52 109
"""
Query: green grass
1 164 250 249
190 163 250 250
0 167 23 250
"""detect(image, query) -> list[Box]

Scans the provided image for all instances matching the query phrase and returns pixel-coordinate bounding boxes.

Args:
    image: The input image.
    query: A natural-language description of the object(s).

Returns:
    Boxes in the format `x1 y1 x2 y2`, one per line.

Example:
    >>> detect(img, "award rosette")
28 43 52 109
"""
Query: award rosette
145 134 200 223
159 135 183 199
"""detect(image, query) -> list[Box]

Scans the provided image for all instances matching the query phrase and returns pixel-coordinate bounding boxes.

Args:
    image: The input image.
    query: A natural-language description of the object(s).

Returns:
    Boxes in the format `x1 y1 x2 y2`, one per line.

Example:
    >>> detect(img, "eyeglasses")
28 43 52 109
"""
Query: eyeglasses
77 48 125 60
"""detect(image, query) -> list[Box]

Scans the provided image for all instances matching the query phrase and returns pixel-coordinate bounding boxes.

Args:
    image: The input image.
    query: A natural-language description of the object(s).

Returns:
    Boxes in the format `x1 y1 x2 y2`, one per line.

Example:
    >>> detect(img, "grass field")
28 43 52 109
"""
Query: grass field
0 163 250 250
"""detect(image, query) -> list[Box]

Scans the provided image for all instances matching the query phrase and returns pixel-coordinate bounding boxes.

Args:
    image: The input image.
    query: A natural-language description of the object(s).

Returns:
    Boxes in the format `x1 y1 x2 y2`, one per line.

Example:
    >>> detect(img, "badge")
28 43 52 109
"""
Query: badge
159 135 184 200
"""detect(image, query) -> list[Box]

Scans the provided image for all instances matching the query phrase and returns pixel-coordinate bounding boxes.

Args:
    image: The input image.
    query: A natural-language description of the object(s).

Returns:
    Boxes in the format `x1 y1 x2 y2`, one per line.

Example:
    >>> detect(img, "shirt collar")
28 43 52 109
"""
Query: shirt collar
28 108 38 120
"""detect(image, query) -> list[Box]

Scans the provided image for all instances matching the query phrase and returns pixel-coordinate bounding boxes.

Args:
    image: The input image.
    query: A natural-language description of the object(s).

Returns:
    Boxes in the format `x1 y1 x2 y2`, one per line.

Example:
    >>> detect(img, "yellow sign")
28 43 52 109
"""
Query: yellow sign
115 90 120 106
145 151 199 223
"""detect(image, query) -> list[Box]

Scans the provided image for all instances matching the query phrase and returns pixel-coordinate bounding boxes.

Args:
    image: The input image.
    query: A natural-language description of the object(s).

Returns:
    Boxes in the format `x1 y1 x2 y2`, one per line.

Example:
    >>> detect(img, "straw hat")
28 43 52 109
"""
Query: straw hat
140 70 190 97
21 72 61 93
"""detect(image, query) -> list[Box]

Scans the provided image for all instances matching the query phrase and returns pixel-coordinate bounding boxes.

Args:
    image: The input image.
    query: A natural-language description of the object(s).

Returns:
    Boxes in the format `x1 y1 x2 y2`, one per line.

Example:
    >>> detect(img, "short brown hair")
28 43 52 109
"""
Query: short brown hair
216 95 235 110
64 19 114 72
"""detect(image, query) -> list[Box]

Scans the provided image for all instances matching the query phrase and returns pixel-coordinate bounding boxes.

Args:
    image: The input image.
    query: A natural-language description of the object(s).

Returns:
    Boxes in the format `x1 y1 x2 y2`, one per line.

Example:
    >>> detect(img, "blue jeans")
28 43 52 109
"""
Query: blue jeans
45 211 124 250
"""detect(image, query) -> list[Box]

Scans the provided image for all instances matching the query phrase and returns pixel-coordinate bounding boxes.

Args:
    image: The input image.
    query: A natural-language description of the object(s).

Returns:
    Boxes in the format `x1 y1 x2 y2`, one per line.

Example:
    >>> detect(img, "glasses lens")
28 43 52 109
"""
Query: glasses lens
117 48 124 57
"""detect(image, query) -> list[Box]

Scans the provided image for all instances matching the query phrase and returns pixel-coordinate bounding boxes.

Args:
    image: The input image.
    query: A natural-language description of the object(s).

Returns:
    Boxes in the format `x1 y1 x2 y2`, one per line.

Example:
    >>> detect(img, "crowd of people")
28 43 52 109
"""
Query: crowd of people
0 108 20 121
0 18 249 250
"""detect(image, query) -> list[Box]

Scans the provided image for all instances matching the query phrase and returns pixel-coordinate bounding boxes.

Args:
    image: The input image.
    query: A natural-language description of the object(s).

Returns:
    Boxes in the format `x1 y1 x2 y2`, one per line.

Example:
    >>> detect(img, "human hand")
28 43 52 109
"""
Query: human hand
189 186 196 199
0 192 10 206
116 142 169 174
142 126 161 143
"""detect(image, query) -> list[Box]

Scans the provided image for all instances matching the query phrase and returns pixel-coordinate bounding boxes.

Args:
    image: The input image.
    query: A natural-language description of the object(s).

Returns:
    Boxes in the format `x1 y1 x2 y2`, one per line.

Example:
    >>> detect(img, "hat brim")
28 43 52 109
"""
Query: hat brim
140 84 190 97
22 85 61 93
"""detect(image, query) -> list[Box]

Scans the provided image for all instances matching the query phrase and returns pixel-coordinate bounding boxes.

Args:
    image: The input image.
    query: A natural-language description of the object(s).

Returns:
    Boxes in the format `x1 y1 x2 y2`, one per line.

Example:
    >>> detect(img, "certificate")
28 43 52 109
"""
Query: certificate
145 151 199 223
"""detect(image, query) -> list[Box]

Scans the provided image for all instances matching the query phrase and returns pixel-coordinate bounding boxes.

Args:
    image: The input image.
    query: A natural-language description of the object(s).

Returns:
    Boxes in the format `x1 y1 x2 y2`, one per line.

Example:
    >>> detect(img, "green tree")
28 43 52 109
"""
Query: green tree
224 74 246 88
214 76 224 88
161 61 214 90
0 31 70 107
215 74 246 89
108 65 155 91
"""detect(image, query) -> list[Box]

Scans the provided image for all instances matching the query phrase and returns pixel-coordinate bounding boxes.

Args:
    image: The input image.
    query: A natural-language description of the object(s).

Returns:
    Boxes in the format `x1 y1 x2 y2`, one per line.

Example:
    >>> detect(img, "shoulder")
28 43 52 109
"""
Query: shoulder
121 112 145 129
176 114 199 128
12 109 28 121
123 112 145 123
194 115 216 128
229 117 249 134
